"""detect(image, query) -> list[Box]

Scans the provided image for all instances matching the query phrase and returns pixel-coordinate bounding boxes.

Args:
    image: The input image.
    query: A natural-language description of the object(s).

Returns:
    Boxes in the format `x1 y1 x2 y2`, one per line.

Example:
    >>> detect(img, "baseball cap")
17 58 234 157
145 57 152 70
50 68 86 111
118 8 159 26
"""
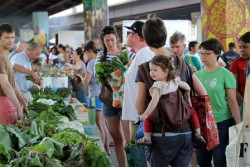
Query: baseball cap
125 21 144 38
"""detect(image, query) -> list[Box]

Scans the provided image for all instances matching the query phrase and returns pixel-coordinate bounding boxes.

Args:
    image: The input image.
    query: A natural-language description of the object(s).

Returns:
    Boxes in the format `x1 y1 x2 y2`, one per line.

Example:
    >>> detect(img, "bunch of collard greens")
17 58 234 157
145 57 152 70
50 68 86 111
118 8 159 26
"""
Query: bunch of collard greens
95 50 129 83
0 93 111 167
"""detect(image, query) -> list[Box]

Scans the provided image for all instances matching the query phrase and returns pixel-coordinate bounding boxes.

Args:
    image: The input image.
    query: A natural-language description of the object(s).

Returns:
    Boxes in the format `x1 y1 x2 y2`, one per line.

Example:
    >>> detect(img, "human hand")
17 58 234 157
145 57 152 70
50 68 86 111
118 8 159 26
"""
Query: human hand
140 113 148 122
17 106 24 121
191 66 197 72
31 72 42 85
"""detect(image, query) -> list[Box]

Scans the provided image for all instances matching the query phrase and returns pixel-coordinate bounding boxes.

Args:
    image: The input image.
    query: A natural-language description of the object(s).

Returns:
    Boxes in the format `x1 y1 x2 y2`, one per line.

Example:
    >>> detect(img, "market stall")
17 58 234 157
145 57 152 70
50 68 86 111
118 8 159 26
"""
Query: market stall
0 65 110 166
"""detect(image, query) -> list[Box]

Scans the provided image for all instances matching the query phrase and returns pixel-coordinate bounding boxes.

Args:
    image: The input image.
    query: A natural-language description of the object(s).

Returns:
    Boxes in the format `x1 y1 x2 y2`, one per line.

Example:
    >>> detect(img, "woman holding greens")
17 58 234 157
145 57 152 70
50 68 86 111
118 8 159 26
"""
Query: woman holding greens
95 26 134 167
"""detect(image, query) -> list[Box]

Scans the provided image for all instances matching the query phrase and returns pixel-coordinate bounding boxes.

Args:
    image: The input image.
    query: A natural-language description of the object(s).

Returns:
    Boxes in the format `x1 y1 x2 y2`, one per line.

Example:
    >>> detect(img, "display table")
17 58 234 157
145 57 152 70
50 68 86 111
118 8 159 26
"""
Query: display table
41 77 68 88
70 99 105 152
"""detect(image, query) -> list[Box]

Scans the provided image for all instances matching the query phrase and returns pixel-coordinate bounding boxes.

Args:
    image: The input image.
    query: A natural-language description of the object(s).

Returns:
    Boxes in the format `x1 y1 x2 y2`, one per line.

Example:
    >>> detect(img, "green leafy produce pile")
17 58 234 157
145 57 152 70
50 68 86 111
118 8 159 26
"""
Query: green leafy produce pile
95 50 129 83
0 93 111 167
29 86 72 98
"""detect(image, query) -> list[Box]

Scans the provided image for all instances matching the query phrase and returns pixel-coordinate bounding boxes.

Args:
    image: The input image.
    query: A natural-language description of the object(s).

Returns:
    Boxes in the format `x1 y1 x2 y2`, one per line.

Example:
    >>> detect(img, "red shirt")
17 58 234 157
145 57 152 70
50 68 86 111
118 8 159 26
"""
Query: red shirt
230 57 247 96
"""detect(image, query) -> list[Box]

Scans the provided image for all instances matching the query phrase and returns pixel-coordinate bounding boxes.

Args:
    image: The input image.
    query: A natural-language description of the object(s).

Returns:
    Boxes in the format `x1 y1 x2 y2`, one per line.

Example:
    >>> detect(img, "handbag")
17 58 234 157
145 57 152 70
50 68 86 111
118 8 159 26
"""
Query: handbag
226 75 250 167
189 71 219 150
191 95 219 150
99 79 113 107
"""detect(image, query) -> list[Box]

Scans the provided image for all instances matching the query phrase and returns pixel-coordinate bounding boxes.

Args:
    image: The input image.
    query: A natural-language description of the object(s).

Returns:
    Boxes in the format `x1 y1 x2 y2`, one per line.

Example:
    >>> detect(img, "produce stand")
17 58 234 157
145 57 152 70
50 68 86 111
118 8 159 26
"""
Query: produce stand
0 87 111 167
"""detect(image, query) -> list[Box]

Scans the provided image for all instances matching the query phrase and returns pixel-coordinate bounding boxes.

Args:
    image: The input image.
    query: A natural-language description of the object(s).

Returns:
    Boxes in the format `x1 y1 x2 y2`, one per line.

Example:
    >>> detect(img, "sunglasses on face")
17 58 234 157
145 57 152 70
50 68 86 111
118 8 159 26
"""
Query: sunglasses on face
127 31 135 36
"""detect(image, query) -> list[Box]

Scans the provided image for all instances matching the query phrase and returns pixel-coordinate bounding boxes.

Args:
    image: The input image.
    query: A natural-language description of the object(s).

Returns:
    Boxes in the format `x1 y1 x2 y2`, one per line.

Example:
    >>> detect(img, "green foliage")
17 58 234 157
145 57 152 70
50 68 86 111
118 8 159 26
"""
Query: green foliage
51 128 85 146
95 50 129 83
84 143 111 167
0 144 11 164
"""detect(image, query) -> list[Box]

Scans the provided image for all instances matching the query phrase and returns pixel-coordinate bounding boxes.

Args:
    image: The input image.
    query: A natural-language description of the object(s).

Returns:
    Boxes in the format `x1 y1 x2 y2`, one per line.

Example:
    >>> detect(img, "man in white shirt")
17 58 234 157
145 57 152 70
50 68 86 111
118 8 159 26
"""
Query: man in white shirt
11 42 42 103
122 21 154 144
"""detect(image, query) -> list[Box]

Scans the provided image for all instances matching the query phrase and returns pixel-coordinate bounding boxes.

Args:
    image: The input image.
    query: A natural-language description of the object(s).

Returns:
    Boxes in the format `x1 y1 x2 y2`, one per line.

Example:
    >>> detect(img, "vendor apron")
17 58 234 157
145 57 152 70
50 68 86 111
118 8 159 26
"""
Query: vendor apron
0 97 17 125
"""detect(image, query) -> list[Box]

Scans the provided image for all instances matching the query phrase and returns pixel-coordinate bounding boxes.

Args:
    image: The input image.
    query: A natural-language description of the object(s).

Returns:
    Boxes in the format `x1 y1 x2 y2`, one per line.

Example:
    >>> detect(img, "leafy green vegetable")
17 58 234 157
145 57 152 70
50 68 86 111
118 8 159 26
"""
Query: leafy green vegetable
0 144 11 164
51 128 85 146
84 143 111 167
39 137 64 158
95 50 129 83
63 142 85 167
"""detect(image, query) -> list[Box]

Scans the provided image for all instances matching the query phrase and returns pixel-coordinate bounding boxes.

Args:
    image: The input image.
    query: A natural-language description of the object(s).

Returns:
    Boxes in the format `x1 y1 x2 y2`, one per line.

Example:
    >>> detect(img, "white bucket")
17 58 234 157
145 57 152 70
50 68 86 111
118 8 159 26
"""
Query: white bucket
41 77 53 88
52 77 68 88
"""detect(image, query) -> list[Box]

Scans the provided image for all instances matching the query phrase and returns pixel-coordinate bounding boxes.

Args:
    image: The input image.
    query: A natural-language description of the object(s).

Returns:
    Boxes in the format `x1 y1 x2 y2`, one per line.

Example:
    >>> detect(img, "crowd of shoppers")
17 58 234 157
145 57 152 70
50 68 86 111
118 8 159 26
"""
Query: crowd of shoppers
1 15 250 167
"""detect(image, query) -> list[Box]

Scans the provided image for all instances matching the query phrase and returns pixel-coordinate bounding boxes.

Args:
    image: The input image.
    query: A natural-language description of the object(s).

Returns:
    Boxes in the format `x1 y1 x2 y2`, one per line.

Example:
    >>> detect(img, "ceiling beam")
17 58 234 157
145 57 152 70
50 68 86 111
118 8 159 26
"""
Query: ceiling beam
47 0 69 10
8 0 44 17
0 0 15 10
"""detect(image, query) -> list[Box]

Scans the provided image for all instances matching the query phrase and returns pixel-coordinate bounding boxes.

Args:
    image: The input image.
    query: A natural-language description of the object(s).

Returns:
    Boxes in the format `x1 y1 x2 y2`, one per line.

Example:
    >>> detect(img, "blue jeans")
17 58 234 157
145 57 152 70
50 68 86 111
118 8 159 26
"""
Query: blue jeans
196 118 235 167
145 130 193 167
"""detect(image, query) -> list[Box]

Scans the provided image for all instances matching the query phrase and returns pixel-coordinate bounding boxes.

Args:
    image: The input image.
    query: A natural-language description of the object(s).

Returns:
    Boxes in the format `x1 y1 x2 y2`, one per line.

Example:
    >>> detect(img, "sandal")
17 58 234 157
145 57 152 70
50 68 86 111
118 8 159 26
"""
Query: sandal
136 137 152 145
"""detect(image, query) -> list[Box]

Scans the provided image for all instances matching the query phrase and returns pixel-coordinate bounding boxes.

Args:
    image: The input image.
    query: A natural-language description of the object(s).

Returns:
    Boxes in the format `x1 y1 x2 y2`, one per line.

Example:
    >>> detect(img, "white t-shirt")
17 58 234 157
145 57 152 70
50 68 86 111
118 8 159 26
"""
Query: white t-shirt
49 53 58 60
122 46 154 121
39 53 47 64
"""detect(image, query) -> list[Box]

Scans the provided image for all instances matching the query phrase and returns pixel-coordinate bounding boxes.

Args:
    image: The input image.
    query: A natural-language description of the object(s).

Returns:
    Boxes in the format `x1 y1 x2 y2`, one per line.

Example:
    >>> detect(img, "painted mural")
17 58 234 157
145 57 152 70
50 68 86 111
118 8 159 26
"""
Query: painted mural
83 0 108 41
201 0 250 51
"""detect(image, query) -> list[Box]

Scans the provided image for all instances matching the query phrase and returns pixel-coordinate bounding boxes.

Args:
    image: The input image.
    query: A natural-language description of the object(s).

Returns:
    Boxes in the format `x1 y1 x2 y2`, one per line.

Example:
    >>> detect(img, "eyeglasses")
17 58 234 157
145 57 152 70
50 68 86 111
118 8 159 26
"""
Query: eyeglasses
127 31 135 36
198 51 214 57
239 45 250 50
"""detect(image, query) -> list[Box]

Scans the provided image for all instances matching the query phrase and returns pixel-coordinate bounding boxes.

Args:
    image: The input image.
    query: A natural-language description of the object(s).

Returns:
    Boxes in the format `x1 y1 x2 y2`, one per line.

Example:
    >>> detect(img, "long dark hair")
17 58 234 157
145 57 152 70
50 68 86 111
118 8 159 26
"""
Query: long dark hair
100 26 119 61
84 40 98 54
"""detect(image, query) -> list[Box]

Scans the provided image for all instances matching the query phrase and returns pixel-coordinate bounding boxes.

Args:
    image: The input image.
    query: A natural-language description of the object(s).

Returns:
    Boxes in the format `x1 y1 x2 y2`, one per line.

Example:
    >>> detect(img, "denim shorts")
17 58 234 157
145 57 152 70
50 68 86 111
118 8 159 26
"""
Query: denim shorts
103 104 122 118
89 96 103 110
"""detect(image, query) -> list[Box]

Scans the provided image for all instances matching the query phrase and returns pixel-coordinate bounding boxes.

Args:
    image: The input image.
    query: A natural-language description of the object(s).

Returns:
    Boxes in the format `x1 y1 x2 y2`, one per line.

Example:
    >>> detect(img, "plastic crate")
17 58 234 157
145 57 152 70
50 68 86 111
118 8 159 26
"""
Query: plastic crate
83 124 96 135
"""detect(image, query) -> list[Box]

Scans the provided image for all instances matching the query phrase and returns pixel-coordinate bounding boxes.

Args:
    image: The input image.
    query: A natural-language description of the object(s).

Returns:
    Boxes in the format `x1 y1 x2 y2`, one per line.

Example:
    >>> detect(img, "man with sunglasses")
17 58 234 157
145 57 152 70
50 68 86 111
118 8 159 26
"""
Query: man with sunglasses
122 21 154 144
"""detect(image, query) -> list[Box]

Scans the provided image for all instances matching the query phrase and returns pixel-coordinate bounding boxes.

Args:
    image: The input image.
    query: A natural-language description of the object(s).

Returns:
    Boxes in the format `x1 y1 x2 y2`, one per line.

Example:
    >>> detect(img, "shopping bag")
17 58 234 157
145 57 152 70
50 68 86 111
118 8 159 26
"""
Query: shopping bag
191 95 219 150
125 143 147 167
226 75 250 167
135 122 144 141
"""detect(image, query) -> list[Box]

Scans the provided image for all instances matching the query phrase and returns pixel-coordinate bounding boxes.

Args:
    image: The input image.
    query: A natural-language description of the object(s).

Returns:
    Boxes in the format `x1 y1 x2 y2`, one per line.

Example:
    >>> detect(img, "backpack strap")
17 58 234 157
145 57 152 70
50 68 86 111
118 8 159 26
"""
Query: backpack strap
138 62 154 90
175 55 186 78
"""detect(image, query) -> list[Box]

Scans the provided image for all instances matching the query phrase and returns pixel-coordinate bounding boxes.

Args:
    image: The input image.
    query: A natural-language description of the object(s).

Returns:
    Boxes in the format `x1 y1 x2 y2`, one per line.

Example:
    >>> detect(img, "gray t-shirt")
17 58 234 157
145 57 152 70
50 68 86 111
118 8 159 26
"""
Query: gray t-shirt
87 58 101 97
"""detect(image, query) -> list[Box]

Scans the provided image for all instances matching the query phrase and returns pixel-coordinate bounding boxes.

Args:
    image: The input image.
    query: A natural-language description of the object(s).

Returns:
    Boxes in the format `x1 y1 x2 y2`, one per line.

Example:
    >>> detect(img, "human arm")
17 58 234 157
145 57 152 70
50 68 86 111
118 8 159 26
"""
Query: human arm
178 81 190 92
84 72 91 86
192 74 207 96
13 82 28 113
0 74 23 119
135 82 148 115
65 62 82 71
140 88 160 121
13 64 41 84
64 52 70 63
218 57 226 67
226 88 241 124
232 74 243 104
